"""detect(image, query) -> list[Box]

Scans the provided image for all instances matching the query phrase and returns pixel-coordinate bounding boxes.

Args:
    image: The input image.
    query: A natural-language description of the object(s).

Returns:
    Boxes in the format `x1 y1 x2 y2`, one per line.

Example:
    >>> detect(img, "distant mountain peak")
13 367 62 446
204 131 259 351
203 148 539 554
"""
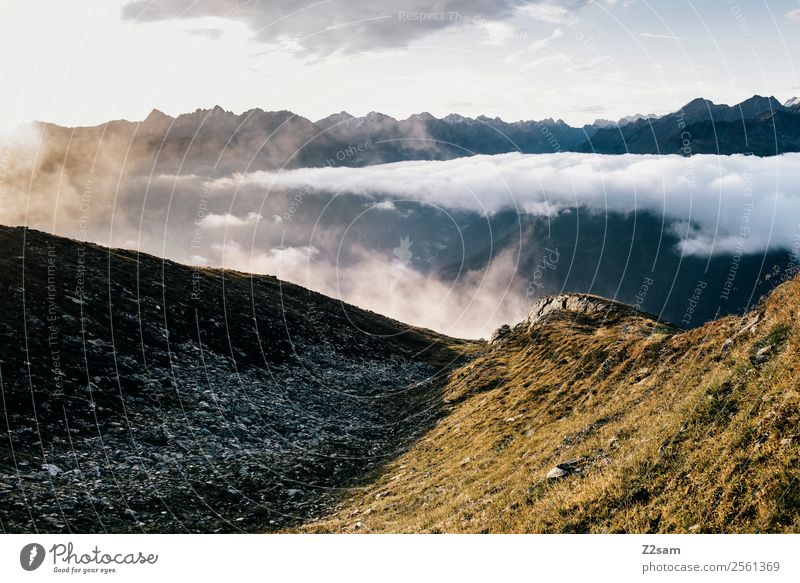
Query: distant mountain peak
318 111 354 122
315 111 355 130
739 94 780 104
241 107 265 117
443 113 470 124
354 111 396 125
680 97 716 112
618 112 659 125
406 111 436 122
736 94 784 112
144 108 172 123
728 95 786 122
592 118 617 128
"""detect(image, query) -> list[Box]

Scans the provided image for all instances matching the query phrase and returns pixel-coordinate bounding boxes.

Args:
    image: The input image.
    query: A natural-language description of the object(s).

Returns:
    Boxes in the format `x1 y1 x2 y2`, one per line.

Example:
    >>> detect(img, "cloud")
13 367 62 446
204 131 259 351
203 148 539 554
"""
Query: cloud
477 21 519 46
571 104 608 113
120 0 591 54
519 3 573 24
199 211 262 227
218 242 321 277
184 27 224 39
787 9 800 23
518 1 596 24
218 152 800 256
217 240 521 339
639 32 686 41
506 26 566 68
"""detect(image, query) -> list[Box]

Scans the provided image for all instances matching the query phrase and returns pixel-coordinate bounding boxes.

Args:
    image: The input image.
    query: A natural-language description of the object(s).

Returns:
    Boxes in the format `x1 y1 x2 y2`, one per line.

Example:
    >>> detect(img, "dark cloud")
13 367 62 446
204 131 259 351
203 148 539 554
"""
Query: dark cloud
120 0 580 54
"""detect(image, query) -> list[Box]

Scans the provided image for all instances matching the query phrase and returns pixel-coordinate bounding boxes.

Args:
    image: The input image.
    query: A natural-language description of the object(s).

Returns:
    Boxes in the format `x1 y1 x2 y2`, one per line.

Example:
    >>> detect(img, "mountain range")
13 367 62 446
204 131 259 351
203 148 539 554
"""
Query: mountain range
21 95 800 179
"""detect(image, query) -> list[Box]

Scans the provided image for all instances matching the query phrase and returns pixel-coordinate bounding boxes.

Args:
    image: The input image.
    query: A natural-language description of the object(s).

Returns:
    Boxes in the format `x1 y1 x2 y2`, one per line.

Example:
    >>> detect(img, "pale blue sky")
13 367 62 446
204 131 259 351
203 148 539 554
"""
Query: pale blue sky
1 0 799 130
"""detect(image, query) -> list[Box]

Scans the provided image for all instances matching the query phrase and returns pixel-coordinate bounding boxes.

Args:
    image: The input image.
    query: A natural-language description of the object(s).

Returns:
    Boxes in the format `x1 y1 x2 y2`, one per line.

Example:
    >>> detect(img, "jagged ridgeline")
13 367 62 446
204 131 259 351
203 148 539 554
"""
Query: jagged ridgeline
1 226 798 533
22 95 800 181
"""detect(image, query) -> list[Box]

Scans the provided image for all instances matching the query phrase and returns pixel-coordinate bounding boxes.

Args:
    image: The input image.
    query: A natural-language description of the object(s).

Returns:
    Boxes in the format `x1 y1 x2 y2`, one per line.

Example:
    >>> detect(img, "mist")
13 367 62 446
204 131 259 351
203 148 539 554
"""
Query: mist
228 152 800 256
3 135 799 338
0 127 526 337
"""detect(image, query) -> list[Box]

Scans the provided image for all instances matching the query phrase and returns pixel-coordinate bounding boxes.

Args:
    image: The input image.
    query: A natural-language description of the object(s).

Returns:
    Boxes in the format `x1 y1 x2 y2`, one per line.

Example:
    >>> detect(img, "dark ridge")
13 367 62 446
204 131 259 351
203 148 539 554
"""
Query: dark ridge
0 225 468 533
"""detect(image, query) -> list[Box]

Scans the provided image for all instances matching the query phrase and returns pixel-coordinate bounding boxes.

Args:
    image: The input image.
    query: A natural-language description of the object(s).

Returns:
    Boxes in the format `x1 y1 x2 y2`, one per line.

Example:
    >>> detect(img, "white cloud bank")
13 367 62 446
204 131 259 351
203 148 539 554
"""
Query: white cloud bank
214 152 800 256
216 241 522 340
200 211 263 228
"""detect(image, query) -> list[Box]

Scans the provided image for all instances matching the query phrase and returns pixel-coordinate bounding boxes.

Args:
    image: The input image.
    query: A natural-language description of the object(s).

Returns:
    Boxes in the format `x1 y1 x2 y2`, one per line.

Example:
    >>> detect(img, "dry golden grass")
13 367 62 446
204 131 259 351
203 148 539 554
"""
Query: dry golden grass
297 279 800 533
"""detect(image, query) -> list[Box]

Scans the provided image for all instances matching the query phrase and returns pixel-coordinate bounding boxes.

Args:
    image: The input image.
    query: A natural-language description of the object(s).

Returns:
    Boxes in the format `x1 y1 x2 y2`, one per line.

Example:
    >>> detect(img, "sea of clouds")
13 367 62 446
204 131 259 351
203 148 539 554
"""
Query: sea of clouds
4 149 800 338
216 152 800 257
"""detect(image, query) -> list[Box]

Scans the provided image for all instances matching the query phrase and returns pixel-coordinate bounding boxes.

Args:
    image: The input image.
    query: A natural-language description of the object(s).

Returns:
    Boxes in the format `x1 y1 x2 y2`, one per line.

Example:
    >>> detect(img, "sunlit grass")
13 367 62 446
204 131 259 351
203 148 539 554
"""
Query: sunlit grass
297 279 800 533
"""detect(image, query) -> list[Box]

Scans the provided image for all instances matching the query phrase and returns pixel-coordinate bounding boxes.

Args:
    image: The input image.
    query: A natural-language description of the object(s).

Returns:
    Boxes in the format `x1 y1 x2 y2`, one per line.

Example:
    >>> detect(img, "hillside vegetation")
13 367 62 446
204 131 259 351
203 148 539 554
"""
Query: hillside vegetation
301 284 800 533
1 226 797 533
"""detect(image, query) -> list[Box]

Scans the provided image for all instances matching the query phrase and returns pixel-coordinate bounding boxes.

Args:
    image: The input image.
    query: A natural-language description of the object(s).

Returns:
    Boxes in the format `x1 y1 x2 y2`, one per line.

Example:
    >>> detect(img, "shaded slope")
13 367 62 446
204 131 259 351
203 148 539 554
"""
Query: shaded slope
579 96 800 155
0 226 471 533
301 283 800 533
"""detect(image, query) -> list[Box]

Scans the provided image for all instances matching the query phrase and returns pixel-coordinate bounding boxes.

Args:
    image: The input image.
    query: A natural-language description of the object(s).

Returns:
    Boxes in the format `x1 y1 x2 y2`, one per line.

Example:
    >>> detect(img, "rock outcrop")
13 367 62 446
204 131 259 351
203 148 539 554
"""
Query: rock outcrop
524 293 661 328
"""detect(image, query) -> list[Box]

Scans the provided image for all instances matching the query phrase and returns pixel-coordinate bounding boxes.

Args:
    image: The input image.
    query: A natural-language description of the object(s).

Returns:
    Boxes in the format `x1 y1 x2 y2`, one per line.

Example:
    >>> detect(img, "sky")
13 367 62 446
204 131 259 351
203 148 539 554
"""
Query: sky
1 0 800 131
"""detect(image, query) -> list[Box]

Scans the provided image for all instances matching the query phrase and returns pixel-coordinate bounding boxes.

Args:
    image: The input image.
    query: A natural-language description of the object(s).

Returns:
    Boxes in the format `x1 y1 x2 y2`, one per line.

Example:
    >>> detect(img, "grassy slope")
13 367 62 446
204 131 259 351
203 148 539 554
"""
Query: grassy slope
301 280 800 533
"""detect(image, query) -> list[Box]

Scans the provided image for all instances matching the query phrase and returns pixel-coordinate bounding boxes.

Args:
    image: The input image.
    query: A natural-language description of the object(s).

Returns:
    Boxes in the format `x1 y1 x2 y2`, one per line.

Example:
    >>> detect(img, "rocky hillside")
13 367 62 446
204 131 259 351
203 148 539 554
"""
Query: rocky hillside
2 225 798 534
302 285 800 533
0 226 470 533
